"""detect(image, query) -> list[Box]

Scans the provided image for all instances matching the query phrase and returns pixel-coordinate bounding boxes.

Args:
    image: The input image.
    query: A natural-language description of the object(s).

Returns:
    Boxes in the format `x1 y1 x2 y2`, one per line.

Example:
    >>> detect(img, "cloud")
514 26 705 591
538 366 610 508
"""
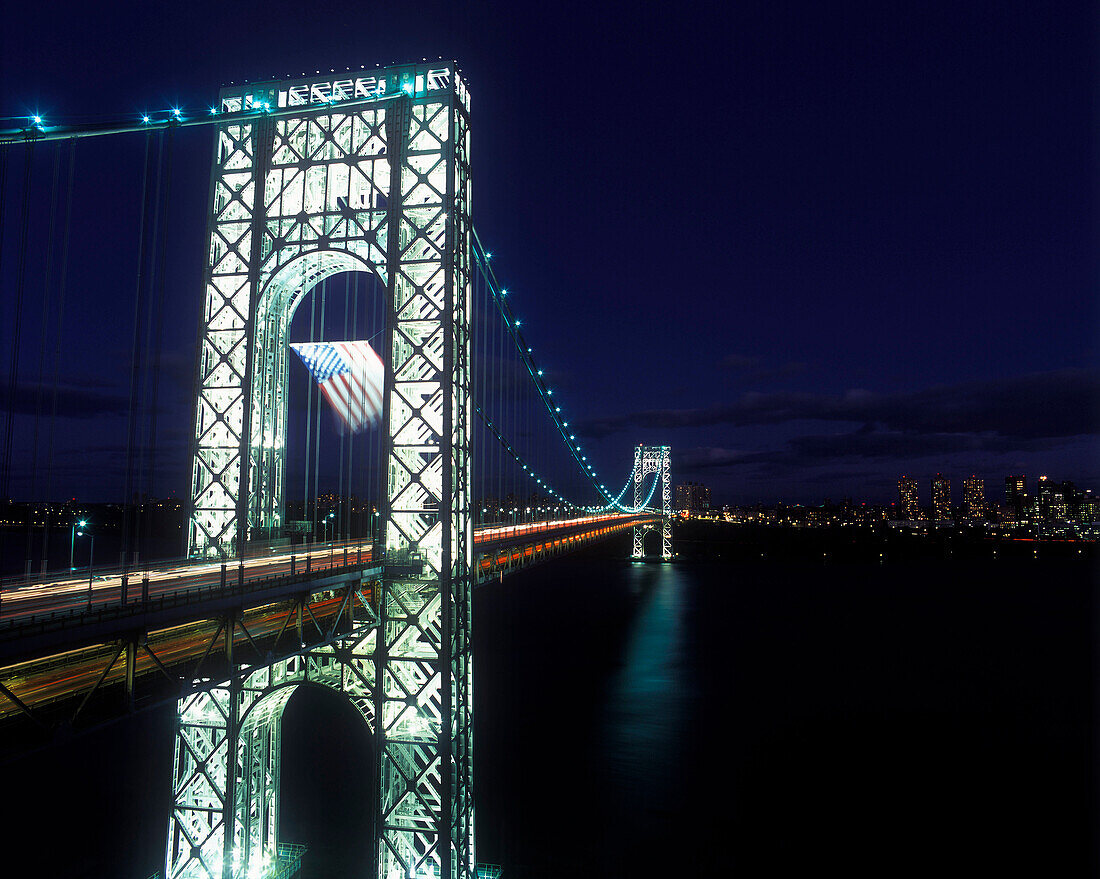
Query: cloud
579 368 1100 442
719 354 761 370
719 354 808 384
784 430 1060 461
0 374 131 419
676 446 750 469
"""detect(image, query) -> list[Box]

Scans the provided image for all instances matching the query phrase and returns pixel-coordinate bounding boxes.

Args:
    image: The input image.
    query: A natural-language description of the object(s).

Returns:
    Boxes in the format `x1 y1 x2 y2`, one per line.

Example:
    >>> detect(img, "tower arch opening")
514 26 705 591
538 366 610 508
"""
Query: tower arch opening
279 684 377 878
248 251 387 543
641 527 663 558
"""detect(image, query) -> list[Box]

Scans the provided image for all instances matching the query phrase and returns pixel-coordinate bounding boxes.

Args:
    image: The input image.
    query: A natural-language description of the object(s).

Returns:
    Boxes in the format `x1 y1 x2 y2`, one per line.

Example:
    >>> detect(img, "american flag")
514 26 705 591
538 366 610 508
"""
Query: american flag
290 341 385 434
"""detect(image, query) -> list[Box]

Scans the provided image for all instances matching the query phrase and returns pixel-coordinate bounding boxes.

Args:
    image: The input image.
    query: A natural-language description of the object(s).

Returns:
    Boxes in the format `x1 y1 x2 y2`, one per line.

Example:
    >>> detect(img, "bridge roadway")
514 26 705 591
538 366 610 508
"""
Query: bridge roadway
0 513 660 728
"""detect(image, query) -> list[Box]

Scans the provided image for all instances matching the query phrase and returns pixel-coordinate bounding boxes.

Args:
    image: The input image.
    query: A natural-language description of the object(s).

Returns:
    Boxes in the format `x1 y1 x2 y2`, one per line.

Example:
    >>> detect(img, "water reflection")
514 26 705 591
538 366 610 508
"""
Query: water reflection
600 562 695 803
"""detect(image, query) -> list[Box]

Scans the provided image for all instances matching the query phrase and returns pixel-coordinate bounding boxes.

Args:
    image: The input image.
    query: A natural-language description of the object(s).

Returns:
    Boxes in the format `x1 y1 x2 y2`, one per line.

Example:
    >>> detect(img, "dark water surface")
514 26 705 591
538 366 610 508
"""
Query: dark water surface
1 536 1094 877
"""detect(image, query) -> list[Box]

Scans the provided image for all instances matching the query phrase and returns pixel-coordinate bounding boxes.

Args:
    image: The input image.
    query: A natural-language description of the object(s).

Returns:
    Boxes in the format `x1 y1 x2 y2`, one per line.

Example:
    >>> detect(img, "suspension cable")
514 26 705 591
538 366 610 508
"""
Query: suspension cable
472 232 655 514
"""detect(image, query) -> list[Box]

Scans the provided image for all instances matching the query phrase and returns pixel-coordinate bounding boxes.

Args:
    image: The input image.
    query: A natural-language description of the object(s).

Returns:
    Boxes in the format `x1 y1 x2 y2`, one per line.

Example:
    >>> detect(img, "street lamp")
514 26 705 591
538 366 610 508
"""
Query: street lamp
326 512 335 564
70 519 87 572
75 526 95 610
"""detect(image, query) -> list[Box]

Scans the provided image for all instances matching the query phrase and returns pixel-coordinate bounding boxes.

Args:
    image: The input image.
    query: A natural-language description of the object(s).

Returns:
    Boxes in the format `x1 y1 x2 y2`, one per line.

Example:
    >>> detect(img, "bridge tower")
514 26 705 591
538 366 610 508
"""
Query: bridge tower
176 62 474 879
631 445 672 560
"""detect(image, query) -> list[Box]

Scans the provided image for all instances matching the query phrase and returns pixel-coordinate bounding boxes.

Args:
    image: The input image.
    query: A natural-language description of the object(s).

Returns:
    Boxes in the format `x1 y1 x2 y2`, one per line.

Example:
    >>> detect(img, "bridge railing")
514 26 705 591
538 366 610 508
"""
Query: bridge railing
0 536 377 592
0 559 382 654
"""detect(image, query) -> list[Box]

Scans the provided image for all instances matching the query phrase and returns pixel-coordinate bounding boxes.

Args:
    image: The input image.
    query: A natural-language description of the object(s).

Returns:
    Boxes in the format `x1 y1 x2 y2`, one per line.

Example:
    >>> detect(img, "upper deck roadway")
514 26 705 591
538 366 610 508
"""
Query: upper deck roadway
0 513 660 728
0 513 652 625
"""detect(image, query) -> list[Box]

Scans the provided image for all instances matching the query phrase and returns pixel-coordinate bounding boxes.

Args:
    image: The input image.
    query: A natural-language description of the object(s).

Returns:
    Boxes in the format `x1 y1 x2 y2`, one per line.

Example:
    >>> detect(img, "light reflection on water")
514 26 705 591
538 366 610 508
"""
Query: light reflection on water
599 562 697 802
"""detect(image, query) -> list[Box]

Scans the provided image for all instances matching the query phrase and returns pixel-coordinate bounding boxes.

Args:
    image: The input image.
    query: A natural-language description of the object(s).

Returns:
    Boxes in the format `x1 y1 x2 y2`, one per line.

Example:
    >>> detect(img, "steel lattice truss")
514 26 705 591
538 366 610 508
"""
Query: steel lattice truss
166 628 379 879
183 62 474 879
631 445 672 559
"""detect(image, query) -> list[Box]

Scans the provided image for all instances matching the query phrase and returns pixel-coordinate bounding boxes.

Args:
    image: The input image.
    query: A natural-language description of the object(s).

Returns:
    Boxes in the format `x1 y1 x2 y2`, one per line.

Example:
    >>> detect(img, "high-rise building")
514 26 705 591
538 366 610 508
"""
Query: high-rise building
1077 490 1098 524
962 475 985 521
931 474 952 521
675 481 711 513
1005 475 1027 517
1036 476 1068 521
897 476 919 520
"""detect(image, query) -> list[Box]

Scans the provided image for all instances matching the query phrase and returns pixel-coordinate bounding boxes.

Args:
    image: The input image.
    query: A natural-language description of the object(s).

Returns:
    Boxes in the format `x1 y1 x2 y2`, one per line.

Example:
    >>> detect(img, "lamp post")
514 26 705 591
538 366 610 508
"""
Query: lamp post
326 512 335 564
75 526 94 610
70 518 87 573
87 534 96 610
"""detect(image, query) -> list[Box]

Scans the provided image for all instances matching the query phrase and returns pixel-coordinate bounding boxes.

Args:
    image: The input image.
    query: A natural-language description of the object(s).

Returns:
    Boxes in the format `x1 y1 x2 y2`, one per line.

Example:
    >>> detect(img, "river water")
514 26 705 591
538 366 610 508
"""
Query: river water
1 535 1093 876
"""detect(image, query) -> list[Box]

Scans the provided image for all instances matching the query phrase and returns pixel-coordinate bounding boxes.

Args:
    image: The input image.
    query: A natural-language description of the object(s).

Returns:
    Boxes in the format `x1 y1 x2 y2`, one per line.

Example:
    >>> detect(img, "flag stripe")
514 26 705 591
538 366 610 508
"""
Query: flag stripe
291 340 384 434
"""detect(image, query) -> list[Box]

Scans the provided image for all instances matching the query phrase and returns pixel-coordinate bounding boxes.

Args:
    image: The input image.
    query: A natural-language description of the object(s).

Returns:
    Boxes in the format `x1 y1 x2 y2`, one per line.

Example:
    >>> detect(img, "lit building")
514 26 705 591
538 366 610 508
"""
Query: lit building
962 475 985 521
675 481 711 513
931 474 952 521
1078 490 1098 524
897 476 919 520
1005 475 1027 517
1036 476 1068 521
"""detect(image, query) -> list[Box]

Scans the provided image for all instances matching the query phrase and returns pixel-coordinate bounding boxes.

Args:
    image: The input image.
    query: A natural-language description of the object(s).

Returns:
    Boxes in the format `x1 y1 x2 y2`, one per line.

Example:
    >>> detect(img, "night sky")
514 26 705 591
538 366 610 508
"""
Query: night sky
1 0 1095 506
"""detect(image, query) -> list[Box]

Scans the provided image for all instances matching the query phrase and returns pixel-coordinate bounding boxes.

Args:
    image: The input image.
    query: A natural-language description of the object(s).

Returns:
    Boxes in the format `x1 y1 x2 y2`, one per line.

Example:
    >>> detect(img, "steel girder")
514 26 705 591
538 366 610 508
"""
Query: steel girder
184 62 474 879
631 446 672 560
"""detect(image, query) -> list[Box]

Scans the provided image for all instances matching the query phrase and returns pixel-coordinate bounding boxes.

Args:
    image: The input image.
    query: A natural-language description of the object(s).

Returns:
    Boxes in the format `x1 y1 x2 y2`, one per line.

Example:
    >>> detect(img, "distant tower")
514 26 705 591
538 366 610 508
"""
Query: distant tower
962 475 985 521
1036 475 1068 520
1005 475 1027 516
632 445 672 559
897 475 919 520
931 474 952 521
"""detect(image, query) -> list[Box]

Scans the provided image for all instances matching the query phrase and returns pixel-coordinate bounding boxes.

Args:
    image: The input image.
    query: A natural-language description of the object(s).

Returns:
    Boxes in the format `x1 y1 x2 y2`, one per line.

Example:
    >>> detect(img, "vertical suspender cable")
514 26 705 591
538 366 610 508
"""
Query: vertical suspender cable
373 271 382 546
338 276 349 538
0 144 9 293
120 133 155 572
43 139 76 571
312 281 326 538
495 272 503 521
476 265 484 525
23 145 61 576
1 140 36 587
133 133 165 556
141 126 175 559
348 272 359 538
303 289 316 538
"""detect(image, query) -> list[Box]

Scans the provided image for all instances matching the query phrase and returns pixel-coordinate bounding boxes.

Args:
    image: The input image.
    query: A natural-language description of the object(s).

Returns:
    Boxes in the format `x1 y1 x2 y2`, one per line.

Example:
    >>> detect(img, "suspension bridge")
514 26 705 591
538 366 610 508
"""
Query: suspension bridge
0 62 671 879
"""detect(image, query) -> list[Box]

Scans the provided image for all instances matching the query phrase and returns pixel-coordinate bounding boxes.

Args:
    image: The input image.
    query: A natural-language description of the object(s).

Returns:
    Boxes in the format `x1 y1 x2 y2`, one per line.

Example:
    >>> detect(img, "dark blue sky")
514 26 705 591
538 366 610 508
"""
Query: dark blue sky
1 0 1096 506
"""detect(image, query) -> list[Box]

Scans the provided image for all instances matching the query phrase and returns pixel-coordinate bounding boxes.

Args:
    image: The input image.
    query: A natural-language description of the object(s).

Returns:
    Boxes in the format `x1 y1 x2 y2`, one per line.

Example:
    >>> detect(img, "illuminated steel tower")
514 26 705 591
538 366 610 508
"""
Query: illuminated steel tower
631 445 672 559
174 63 474 879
